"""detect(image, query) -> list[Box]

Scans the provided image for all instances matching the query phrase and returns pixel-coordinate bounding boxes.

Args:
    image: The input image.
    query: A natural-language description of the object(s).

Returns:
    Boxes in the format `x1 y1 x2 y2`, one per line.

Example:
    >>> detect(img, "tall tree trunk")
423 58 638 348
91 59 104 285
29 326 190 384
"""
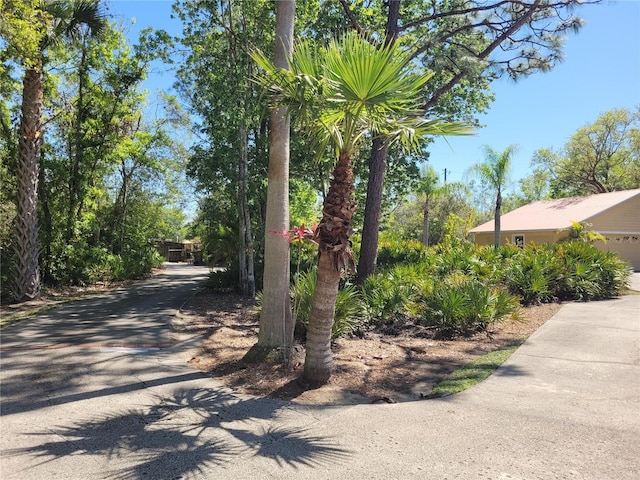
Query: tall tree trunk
304 152 355 385
38 150 53 283
115 162 131 255
238 121 254 295
14 66 43 301
356 137 387 283
303 250 341 384
356 0 399 284
494 190 502 247
248 0 295 364
422 196 430 246
64 43 90 250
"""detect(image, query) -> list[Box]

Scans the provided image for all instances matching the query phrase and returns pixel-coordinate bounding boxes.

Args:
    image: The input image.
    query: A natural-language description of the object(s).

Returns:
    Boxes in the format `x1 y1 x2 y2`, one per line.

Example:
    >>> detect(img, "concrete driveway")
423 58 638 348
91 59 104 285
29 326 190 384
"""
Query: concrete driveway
1 265 639 479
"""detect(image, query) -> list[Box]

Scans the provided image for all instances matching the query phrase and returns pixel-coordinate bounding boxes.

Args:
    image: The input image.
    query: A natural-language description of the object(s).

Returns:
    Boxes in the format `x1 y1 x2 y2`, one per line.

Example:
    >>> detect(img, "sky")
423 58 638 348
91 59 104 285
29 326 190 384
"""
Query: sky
427 0 640 186
106 0 640 192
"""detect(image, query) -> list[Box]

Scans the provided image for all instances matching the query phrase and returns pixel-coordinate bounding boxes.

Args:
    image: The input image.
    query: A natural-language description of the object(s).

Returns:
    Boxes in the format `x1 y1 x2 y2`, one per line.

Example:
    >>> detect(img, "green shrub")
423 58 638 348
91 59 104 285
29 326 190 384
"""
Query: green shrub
205 266 239 292
121 244 163 280
376 238 427 271
503 245 560 305
361 272 412 325
433 239 477 277
554 241 630 301
290 267 364 340
419 276 519 338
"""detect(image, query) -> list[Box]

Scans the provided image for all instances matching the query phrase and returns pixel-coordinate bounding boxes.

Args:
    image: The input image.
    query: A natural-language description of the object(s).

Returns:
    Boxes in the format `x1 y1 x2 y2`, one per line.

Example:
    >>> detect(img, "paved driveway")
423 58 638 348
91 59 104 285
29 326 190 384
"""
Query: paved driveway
1 265 638 479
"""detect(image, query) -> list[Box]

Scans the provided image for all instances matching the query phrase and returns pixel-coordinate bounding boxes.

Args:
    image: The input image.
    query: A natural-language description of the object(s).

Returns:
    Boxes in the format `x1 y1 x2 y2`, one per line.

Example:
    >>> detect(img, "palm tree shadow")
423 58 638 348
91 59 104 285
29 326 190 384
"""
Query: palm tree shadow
6 386 352 479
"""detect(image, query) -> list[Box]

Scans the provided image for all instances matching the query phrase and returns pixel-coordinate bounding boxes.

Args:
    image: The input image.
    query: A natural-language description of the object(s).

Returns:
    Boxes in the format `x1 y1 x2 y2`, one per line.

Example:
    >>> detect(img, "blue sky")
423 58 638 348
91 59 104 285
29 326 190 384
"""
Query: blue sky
427 0 640 186
107 0 640 191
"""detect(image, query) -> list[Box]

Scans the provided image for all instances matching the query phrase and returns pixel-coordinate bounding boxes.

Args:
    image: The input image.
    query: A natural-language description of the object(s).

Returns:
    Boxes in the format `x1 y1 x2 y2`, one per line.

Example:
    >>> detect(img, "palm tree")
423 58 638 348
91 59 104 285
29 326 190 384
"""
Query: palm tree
250 0 296 364
253 31 472 384
416 166 443 247
469 144 518 247
13 0 106 301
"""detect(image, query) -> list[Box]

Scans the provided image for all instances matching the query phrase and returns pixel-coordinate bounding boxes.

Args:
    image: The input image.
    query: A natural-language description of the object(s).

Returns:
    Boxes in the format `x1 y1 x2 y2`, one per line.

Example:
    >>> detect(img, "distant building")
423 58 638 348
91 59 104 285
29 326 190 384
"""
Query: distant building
155 240 202 263
470 189 640 270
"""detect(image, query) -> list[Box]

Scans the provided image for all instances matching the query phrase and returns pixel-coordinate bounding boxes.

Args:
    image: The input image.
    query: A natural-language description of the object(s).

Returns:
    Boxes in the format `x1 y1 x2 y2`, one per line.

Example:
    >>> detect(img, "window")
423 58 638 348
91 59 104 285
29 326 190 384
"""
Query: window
512 234 525 248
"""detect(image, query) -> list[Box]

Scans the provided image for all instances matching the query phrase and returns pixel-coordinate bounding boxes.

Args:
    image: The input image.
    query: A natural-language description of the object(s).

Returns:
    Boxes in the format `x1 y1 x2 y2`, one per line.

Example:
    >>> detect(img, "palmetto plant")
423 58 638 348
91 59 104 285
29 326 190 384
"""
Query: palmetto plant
252 31 471 384
13 0 106 301
555 240 629 301
290 267 364 341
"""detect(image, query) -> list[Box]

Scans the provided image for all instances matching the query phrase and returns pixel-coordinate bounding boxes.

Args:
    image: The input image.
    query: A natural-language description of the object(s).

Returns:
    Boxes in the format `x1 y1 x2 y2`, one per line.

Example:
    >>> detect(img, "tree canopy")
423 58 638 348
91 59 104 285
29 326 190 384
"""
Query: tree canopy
1 5 190 301
533 108 640 197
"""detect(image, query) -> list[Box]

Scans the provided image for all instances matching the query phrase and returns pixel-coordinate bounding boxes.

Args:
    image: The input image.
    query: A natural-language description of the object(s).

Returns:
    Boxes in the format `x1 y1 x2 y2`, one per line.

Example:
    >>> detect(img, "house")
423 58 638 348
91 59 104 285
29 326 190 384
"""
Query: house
470 189 640 270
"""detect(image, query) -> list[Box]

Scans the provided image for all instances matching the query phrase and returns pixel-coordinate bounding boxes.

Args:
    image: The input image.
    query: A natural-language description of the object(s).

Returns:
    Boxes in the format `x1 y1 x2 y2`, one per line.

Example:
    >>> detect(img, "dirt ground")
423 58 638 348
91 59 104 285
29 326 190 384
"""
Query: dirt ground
1 274 562 406
177 291 563 405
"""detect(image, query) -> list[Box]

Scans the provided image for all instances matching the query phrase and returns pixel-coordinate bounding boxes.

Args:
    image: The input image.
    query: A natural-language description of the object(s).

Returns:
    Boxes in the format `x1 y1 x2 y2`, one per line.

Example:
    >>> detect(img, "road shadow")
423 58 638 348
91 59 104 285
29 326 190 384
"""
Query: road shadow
5 385 351 479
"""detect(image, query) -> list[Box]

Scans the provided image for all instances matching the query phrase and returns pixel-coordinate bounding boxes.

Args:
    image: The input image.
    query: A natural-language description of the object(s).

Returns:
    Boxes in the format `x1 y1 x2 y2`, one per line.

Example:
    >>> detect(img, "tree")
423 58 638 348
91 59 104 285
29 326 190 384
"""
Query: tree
253 31 471 384
249 0 296 364
5 0 106 300
415 166 444 246
468 144 518 247
533 108 640 196
34 19 163 285
344 0 595 282
386 178 474 246
175 0 277 296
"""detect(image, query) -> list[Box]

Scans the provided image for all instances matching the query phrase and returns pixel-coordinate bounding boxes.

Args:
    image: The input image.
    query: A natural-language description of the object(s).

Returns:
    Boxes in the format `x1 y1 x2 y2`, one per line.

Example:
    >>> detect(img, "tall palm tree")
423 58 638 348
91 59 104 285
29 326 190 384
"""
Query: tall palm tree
469 144 518 247
251 0 296 364
253 31 472 384
416 166 444 247
13 0 106 301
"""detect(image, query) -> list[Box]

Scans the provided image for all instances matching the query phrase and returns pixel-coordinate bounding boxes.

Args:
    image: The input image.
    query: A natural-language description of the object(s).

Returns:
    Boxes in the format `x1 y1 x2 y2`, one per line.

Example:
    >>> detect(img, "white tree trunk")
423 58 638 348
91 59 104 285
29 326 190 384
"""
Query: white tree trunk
254 0 295 362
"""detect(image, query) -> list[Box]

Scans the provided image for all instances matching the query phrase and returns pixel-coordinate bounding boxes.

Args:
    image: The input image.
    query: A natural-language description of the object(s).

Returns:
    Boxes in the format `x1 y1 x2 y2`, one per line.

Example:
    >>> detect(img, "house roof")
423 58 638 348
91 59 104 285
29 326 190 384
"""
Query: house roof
470 189 640 233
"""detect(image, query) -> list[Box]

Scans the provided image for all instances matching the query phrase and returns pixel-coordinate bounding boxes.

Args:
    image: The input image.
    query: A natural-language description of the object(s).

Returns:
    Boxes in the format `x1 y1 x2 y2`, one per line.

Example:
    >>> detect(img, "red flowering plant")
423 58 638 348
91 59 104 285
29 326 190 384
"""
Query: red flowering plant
270 224 319 323
270 223 319 278
270 223 318 245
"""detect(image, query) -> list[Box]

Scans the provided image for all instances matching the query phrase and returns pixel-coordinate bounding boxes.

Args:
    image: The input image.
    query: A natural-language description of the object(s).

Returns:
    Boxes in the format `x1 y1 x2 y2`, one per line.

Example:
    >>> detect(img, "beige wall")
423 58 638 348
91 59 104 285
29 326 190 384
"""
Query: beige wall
594 238 640 271
589 195 640 233
473 230 640 271
590 196 640 270
472 194 640 270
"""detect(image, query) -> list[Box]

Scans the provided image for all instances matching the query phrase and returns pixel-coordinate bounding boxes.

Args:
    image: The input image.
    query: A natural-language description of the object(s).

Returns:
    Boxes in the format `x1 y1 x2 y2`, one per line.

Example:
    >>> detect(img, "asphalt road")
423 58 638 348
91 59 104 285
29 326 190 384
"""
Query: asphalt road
1 264 638 479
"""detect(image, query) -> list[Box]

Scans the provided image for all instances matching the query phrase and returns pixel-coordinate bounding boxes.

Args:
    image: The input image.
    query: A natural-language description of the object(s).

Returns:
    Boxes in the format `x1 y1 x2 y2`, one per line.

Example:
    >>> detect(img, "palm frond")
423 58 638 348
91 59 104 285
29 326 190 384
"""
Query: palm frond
252 30 473 159
42 0 106 47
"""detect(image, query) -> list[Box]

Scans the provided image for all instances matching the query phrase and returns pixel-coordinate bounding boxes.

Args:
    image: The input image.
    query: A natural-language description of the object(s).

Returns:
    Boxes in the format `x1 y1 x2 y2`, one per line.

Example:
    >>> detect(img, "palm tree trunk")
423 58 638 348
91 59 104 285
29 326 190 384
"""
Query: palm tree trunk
250 0 296 364
304 151 355 384
14 67 43 301
494 190 502 247
303 250 341 384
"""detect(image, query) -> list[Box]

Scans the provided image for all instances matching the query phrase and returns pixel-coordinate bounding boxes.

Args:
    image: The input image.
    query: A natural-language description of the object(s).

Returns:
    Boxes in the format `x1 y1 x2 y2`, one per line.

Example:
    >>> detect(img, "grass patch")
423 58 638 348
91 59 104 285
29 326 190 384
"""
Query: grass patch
429 339 526 397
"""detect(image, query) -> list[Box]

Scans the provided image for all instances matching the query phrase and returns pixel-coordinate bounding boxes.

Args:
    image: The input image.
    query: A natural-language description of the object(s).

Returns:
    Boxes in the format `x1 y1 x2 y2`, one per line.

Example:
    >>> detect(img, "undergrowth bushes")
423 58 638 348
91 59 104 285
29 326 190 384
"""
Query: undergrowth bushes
253 236 631 341
419 276 520 338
